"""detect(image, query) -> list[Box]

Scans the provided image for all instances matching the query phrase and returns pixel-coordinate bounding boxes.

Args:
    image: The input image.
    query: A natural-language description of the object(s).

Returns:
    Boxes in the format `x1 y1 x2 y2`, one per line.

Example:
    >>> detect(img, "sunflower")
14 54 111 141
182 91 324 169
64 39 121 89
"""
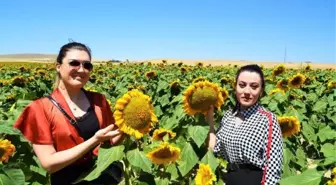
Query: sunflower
183 81 224 116
180 67 187 73
170 81 180 89
196 62 204 67
304 64 312 71
278 116 300 137
162 60 167 64
288 73 306 88
113 89 158 139
276 79 289 91
195 163 217 185
272 64 285 76
332 167 336 175
146 142 180 165
327 178 336 185
0 139 16 162
11 76 26 87
328 81 336 89
220 87 229 102
145 71 157 79
178 62 183 67
136 85 146 92
220 77 231 85
269 88 285 96
152 128 176 141
192 76 206 84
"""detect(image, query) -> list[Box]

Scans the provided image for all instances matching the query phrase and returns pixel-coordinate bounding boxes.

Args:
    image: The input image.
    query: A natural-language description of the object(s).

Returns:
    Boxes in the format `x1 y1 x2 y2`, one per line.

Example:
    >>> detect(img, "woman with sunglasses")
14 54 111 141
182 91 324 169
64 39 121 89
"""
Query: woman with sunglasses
14 42 124 185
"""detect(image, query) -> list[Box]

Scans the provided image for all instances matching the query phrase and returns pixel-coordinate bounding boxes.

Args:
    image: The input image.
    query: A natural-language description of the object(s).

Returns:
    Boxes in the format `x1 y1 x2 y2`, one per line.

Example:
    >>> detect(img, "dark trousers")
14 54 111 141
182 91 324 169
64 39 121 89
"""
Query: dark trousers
225 164 263 185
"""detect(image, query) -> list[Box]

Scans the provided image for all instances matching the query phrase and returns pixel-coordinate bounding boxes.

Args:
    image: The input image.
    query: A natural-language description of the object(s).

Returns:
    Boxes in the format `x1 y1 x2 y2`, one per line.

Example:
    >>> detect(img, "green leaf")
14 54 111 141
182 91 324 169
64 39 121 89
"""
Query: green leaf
200 150 218 172
0 168 25 185
165 164 179 180
320 143 336 158
0 124 22 135
312 100 328 113
74 145 125 183
295 147 307 168
279 168 324 185
301 122 317 143
157 81 169 93
159 94 170 107
161 116 179 130
187 125 209 148
177 142 199 176
154 178 170 185
154 105 163 118
127 148 152 173
317 126 336 143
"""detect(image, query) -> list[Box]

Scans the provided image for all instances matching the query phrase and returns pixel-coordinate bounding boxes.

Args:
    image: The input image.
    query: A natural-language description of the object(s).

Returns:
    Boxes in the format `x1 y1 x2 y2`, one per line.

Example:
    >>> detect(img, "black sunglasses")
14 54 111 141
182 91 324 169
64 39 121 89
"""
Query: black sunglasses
68 60 93 71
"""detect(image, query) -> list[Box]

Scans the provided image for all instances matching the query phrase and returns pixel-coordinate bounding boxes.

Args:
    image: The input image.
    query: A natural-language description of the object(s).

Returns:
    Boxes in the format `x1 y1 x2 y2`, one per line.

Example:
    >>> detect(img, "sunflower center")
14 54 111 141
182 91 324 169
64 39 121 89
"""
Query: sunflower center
189 86 218 111
291 77 302 86
153 147 173 158
123 97 151 130
0 148 5 158
280 121 293 133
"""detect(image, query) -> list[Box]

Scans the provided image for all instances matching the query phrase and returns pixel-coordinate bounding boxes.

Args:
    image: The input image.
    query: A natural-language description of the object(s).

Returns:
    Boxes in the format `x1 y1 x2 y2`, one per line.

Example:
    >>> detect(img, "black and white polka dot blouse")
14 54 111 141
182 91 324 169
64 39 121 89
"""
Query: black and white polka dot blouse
214 103 283 185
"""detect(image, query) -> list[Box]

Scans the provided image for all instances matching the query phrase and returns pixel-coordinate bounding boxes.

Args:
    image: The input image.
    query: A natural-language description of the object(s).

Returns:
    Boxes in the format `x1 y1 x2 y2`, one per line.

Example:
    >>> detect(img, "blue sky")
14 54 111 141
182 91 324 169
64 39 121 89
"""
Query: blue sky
0 0 335 63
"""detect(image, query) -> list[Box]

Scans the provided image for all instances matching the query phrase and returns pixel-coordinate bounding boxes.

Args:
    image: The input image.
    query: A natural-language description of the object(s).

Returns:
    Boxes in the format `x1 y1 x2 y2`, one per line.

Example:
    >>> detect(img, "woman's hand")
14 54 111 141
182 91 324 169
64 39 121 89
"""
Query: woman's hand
93 124 122 144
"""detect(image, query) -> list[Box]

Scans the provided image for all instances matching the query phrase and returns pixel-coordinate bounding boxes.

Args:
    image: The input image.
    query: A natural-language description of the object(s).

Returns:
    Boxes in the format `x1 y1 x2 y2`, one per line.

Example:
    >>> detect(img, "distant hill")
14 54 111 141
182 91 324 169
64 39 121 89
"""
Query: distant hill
0 53 107 62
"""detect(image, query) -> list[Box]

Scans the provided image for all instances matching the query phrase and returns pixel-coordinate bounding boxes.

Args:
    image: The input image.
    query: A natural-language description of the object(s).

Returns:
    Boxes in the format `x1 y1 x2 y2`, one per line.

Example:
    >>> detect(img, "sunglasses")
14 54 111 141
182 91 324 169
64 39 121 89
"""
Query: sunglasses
68 60 93 71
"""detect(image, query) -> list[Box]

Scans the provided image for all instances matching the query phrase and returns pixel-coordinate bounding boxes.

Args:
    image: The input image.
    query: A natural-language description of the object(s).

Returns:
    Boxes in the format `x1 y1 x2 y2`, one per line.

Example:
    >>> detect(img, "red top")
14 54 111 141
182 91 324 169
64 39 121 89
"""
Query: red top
13 88 115 164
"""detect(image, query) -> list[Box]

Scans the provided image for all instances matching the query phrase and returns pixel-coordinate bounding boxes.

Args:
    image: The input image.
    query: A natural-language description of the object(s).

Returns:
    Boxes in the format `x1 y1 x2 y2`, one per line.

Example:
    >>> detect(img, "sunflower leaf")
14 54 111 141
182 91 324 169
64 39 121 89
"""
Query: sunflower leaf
312 100 328 113
279 168 324 185
73 145 125 183
177 142 198 176
0 168 25 185
200 150 218 172
320 143 336 158
165 164 179 180
187 125 209 148
127 148 152 173
317 126 336 143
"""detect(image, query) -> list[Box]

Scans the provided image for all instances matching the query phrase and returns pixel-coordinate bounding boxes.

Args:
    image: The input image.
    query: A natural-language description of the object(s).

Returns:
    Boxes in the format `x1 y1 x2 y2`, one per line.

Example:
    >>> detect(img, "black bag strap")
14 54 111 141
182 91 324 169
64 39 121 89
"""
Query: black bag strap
46 95 81 131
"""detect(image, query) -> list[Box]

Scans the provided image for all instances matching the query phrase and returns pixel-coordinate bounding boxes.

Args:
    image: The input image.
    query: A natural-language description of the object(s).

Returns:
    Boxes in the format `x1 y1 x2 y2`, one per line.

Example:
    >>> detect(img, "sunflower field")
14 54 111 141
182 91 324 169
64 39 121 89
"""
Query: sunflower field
0 61 335 185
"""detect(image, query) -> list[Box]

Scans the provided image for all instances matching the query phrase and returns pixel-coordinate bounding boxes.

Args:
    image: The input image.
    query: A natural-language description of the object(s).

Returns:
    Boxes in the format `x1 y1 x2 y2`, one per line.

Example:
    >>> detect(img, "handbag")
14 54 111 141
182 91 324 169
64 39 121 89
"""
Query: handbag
46 95 123 184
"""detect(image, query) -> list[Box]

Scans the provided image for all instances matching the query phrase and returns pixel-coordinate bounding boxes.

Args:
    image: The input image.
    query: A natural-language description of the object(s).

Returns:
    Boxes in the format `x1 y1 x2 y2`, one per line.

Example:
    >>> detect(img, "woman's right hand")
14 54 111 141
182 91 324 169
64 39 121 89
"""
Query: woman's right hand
93 124 122 143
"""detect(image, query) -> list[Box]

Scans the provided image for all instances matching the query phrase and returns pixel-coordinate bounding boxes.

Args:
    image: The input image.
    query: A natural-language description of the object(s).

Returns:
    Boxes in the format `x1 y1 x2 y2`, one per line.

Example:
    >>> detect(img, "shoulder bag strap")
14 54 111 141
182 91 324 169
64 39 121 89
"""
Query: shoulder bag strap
46 95 81 132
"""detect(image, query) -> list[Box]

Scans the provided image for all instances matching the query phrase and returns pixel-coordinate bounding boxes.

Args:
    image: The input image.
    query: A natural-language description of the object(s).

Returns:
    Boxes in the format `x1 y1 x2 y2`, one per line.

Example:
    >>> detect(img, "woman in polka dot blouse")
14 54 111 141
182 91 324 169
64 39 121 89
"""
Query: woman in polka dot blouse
207 64 283 185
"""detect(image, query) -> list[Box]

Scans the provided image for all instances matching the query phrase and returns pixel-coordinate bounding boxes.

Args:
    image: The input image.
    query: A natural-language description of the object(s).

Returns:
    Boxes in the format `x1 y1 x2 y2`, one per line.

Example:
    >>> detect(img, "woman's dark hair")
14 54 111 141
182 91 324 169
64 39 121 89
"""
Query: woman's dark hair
232 64 265 112
56 42 92 64
54 42 92 89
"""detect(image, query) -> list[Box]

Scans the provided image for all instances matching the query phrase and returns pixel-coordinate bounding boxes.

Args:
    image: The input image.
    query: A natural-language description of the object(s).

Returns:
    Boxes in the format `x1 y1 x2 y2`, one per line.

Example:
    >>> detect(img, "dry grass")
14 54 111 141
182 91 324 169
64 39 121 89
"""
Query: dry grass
0 54 334 69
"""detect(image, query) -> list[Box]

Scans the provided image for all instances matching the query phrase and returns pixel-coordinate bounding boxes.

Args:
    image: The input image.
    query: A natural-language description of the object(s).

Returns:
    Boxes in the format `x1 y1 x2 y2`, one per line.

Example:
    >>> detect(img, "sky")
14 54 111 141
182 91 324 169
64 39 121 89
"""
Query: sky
0 0 335 63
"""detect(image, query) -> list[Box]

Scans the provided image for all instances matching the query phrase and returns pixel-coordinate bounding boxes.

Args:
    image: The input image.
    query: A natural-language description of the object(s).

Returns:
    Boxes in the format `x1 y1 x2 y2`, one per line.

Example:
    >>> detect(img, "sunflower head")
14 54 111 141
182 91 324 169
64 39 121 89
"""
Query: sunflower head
269 88 285 96
178 62 183 67
147 62 152 66
146 142 180 165
152 128 176 141
0 139 16 162
11 76 26 87
220 87 229 102
145 71 157 79
170 81 180 89
183 81 224 116
220 77 231 85
278 116 300 137
113 89 158 139
192 76 206 84
327 178 336 185
276 79 289 91
180 67 187 73
162 60 167 64
196 62 204 67
304 64 312 71
136 85 146 92
289 73 306 88
328 81 336 90
195 163 217 185
272 64 286 76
